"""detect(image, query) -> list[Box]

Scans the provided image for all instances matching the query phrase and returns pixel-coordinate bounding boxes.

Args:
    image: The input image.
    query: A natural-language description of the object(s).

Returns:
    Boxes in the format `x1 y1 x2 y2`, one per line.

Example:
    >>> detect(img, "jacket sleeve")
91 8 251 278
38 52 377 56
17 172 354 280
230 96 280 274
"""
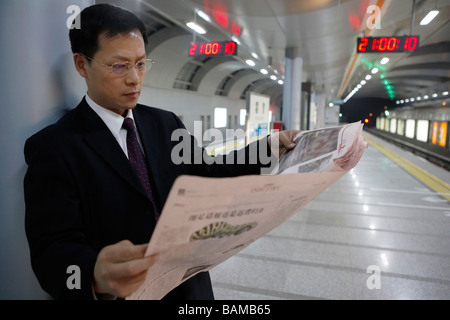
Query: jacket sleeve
169 112 277 177
24 135 98 299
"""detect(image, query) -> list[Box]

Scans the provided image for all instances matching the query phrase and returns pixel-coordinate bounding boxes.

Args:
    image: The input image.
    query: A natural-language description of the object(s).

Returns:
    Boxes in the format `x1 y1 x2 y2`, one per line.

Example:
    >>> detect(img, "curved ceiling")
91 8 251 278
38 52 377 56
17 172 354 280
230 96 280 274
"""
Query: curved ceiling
100 0 450 108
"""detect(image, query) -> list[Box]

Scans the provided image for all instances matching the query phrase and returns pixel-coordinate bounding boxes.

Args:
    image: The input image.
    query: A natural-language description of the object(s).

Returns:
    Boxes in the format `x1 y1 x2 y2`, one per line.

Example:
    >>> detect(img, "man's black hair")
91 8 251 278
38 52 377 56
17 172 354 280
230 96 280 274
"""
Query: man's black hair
69 3 148 59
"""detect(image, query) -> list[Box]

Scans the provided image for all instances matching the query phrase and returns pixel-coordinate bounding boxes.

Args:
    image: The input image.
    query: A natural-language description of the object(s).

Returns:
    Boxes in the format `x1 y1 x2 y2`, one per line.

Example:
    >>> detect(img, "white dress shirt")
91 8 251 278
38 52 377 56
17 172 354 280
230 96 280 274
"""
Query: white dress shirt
85 94 144 158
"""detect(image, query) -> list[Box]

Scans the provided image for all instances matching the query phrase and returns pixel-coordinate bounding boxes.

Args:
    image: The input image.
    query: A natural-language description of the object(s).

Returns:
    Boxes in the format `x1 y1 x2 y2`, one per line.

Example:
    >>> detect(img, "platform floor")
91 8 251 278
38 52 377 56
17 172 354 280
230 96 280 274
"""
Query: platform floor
210 131 450 300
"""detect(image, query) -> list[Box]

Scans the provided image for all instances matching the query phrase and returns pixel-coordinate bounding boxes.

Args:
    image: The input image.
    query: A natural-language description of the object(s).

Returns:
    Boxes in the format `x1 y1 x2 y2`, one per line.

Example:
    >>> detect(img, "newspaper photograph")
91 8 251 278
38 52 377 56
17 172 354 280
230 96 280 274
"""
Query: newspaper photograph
127 121 367 300
273 121 367 174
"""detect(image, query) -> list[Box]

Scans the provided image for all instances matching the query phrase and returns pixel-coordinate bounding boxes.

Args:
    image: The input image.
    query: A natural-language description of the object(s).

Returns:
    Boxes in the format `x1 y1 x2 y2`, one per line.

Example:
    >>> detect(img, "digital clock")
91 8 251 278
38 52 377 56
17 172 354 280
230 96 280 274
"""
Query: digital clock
188 41 238 57
357 36 419 53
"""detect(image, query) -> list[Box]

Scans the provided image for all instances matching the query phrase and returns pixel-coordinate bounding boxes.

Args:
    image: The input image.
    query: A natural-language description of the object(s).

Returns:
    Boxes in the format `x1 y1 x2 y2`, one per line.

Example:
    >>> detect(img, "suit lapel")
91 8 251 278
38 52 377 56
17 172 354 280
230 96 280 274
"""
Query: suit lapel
76 99 149 199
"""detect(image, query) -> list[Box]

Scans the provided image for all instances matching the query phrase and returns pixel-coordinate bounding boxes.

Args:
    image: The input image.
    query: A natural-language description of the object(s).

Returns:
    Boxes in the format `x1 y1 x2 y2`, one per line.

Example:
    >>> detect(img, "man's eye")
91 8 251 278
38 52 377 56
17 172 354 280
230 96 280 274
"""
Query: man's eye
111 63 129 73
136 61 146 70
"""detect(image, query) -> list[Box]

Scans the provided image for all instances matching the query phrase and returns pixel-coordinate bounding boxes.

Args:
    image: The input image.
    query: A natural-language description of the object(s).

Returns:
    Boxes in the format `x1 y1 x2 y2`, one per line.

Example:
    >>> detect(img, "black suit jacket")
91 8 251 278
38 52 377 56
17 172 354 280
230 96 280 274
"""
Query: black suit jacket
24 98 271 299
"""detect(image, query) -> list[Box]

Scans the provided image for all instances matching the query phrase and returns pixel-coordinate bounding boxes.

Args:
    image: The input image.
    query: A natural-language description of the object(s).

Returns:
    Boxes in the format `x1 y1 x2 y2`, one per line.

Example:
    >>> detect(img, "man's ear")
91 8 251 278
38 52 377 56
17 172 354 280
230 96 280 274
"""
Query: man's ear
73 53 88 78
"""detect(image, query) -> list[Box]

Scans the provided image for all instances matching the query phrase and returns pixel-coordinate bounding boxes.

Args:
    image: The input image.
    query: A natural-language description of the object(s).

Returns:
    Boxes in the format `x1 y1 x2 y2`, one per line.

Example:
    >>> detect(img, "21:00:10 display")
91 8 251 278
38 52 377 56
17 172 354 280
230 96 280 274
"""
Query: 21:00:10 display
188 41 237 57
357 36 419 53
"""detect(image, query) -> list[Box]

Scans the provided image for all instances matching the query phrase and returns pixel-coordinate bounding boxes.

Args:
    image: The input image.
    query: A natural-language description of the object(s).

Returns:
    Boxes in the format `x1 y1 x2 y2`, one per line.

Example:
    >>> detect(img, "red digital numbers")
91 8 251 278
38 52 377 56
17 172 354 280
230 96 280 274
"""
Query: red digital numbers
358 37 368 52
223 41 236 55
188 41 237 57
404 36 418 51
202 42 220 55
357 36 419 53
386 37 398 51
189 43 197 56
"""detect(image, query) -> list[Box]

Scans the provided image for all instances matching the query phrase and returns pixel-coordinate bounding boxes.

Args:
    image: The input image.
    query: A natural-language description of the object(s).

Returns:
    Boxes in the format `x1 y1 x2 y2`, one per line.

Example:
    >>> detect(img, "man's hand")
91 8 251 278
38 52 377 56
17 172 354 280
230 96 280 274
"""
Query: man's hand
93 240 157 298
269 130 301 158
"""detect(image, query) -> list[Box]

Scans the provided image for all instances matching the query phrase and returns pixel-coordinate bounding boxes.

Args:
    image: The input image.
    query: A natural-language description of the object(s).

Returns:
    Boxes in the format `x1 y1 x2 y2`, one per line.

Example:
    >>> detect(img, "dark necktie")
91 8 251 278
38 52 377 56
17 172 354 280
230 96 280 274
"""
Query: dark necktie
122 118 159 220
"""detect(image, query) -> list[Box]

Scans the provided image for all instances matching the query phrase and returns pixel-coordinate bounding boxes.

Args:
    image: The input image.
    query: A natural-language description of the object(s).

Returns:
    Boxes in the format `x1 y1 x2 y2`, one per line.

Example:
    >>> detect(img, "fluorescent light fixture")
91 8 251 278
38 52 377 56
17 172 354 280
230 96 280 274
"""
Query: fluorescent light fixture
270 75 277 81
186 21 206 34
420 10 439 25
246 59 255 66
278 80 283 85
443 91 449 96
380 57 389 65
423 95 429 99
251 52 259 59
196 10 211 22
432 93 438 98
260 68 268 74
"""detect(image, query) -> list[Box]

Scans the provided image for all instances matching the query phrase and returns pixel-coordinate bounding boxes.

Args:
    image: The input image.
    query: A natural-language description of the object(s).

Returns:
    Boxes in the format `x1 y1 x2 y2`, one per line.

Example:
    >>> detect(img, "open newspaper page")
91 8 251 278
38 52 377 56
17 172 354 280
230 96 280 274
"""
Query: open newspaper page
127 121 367 300
272 121 367 174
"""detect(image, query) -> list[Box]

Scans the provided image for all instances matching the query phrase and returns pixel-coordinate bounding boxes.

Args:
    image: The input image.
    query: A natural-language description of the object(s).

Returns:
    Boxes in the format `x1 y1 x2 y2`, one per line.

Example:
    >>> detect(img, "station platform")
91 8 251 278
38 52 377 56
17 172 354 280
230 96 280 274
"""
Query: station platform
210 131 450 300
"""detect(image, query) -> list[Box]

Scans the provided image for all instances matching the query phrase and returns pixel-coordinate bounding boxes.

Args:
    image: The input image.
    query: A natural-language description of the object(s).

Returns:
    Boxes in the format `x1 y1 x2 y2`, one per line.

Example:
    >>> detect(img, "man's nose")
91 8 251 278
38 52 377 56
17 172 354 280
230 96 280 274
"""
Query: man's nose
125 66 140 85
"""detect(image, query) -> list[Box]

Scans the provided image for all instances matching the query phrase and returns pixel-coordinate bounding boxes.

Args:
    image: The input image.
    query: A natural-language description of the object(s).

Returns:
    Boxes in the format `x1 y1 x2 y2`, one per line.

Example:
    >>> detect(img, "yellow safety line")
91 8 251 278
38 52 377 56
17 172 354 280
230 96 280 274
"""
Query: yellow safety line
364 134 450 202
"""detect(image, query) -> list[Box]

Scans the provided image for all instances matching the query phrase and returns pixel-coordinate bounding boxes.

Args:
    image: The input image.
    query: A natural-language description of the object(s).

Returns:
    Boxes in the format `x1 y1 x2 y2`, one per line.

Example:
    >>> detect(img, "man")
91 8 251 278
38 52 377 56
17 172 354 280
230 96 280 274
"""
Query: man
24 3 298 300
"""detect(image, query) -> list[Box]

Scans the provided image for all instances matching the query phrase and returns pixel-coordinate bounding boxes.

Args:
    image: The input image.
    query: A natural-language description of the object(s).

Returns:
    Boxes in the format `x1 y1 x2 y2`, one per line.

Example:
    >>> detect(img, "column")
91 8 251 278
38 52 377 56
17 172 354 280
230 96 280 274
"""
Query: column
282 47 303 130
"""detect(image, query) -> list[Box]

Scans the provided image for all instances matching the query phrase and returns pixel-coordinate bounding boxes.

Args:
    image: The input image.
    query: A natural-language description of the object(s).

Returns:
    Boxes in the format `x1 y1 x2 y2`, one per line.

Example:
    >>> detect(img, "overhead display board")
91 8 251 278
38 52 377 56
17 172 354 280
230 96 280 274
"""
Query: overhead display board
188 41 237 57
357 36 419 53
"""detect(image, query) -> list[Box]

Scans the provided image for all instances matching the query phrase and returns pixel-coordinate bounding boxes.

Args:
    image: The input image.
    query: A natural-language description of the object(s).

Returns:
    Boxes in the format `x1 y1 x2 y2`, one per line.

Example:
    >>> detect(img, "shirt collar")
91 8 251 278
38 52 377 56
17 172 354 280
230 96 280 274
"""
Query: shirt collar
85 94 135 136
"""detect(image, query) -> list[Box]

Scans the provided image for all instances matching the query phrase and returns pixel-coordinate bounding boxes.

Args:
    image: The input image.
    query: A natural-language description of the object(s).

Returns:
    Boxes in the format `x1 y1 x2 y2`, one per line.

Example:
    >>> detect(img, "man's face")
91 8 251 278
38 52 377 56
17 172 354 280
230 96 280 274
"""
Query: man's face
80 30 147 116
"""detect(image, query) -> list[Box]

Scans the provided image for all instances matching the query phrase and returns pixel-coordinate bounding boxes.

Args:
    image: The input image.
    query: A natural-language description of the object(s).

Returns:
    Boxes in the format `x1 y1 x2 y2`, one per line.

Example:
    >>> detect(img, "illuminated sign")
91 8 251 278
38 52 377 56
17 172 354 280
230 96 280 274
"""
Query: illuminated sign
188 41 237 57
357 36 419 53
431 121 447 147
439 122 448 147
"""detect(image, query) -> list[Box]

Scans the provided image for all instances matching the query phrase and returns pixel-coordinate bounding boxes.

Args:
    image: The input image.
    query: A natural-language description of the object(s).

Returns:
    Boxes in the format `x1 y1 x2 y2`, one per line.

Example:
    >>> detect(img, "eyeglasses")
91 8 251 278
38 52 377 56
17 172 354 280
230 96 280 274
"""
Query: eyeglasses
81 54 155 77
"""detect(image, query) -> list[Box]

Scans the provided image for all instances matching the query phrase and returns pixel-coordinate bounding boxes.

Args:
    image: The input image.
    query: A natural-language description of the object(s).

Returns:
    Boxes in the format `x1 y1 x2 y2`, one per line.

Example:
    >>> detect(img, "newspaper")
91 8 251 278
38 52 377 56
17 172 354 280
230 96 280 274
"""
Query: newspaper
273 121 367 174
127 121 367 300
